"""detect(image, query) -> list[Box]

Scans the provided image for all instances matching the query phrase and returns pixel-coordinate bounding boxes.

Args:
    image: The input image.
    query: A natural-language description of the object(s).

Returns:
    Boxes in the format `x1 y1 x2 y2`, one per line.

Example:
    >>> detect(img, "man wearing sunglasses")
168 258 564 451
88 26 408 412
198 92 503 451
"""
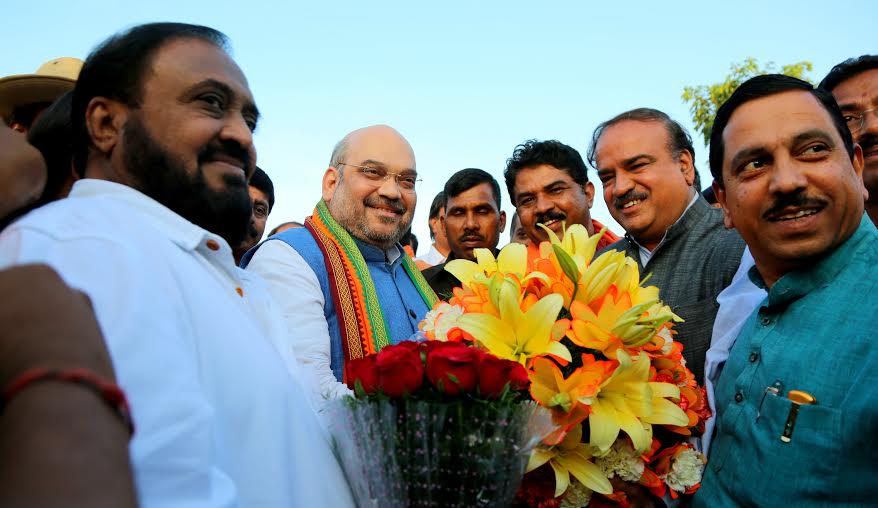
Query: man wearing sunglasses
244 125 437 410
820 55 878 226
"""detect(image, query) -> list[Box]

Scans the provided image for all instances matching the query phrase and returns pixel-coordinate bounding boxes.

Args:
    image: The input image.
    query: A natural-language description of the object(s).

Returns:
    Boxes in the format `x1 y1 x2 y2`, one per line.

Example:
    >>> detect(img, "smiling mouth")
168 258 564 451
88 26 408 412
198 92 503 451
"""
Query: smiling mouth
621 198 643 209
767 207 821 222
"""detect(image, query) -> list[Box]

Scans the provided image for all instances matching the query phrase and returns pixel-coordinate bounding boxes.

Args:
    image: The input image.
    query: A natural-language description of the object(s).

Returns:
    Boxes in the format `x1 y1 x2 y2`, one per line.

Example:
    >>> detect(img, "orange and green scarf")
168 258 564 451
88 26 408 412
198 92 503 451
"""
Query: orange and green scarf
305 200 438 375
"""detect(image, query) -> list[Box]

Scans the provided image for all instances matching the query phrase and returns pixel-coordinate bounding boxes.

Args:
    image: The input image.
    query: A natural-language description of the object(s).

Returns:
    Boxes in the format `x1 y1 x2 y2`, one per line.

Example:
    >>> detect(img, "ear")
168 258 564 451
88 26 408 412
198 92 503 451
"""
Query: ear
851 143 868 201
321 166 340 203
498 210 507 233
84 97 127 157
713 181 735 229
679 150 696 186
584 181 595 208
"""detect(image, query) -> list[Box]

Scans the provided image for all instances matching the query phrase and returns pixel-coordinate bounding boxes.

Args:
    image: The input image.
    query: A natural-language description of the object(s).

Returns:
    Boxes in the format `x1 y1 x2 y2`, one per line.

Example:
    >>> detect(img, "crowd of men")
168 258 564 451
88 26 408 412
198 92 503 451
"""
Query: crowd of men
0 20 876 507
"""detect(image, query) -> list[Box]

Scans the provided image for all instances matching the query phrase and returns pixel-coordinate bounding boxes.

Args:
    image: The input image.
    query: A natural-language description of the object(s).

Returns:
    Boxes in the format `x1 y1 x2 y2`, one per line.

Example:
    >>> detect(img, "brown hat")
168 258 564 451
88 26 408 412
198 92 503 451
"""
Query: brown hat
0 57 83 123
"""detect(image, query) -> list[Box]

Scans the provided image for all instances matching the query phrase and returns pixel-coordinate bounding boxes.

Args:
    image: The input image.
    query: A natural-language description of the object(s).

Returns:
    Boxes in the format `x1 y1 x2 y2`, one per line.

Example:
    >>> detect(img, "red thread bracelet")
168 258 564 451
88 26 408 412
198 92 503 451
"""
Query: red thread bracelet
1 367 134 436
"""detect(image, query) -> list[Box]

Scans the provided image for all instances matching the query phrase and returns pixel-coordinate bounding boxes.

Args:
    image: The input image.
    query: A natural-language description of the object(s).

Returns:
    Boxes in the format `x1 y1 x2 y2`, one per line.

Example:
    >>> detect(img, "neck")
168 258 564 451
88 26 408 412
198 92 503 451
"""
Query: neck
434 242 450 257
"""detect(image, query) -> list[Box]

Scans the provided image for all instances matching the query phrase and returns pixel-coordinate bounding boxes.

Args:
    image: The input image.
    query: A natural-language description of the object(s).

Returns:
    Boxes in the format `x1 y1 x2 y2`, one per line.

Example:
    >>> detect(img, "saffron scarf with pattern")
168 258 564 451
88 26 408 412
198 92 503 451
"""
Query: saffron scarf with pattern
305 200 438 377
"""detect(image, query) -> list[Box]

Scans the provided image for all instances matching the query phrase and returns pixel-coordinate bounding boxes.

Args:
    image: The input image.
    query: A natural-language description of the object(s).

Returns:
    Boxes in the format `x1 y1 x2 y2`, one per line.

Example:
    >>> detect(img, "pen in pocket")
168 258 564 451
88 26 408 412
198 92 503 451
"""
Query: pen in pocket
780 390 817 443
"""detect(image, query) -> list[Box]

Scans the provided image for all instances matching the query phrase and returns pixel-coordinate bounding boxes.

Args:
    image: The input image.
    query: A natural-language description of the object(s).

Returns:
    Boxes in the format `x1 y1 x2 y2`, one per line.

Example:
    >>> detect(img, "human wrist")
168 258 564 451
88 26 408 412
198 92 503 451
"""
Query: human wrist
1 368 133 436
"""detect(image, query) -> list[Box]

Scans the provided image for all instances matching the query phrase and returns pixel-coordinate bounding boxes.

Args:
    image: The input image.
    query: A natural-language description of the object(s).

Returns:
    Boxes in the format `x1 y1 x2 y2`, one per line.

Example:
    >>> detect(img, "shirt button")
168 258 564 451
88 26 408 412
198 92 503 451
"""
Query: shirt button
408 309 417 319
236 287 244 297
749 352 759 363
734 392 744 403
761 316 771 326
206 240 220 251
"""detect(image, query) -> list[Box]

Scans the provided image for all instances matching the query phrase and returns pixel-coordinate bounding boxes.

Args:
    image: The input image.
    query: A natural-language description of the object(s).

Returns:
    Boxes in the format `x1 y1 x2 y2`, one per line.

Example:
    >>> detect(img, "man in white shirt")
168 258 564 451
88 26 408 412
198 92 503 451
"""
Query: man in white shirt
414 190 450 268
0 22 353 507
243 125 438 408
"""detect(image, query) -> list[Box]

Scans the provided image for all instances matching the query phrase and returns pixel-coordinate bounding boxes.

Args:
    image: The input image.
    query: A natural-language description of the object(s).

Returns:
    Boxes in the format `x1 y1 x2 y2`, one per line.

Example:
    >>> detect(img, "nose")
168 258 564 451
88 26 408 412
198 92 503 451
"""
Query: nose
376 174 403 200
535 192 555 214
859 109 878 139
612 171 634 198
463 211 479 231
768 156 808 195
220 112 254 151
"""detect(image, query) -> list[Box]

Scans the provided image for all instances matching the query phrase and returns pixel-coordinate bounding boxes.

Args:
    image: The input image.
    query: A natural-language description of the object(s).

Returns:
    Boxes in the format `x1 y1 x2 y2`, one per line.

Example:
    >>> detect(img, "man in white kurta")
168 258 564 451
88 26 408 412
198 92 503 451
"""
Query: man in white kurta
0 23 354 507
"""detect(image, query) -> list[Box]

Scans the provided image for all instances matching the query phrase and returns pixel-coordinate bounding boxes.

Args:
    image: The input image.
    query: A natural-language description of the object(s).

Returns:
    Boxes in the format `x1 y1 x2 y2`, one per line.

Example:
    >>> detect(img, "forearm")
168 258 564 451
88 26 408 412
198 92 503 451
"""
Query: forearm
0 381 137 508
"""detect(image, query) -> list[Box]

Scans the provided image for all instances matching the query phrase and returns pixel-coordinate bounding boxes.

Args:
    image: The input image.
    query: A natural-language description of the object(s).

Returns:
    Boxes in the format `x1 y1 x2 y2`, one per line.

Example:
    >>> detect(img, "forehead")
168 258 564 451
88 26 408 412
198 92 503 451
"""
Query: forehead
514 164 575 192
594 120 670 165
248 185 269 203
831 68 878 108
144 38 253 104
346 129 415 170
722 90 839 163
446 182 497 209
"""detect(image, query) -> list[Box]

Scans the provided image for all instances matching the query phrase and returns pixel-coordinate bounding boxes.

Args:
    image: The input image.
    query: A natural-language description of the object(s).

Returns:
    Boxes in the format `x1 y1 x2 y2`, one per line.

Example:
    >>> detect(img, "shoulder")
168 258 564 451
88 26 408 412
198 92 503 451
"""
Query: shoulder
422 262 446 280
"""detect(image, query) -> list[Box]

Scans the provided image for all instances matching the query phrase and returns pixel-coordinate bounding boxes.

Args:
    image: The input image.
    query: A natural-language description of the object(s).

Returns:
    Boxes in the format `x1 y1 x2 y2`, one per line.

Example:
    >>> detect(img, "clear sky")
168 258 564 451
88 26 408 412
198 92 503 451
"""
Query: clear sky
4 0 875 254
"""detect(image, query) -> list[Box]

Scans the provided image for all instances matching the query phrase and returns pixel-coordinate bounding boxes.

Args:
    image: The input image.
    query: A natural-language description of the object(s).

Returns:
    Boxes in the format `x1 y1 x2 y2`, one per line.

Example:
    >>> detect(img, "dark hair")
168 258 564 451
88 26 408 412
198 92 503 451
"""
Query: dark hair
27 91 74 204
504 140 588 205
443 168 502 210
427 191 445 240
587 108 698 188
72 22 229 176
819 54 878 92
249 166 275 211
709 74 855 188
267 221 303 236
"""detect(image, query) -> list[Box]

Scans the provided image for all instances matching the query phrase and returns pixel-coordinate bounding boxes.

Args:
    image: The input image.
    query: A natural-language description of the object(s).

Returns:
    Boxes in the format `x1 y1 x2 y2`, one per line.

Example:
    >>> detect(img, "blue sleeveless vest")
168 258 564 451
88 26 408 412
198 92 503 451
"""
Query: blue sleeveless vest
244 227 430 381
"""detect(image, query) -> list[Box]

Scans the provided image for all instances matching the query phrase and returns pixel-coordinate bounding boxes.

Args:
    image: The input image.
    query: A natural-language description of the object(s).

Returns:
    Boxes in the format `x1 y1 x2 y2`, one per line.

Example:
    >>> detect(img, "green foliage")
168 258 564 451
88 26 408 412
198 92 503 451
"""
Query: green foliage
682 58 813 146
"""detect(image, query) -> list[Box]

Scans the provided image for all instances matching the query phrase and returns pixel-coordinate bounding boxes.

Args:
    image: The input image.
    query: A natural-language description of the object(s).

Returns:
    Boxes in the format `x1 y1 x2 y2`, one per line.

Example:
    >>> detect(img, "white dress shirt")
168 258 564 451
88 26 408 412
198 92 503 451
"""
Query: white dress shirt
0 180 354 508
414 244 446 267
245 239 355 411
702 248 765 455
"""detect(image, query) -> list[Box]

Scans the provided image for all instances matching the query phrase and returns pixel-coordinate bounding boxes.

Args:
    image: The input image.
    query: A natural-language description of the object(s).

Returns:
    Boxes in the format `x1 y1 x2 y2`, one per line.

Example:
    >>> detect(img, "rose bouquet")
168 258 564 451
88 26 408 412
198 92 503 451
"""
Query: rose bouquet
418 224 711 507
328 340 555 508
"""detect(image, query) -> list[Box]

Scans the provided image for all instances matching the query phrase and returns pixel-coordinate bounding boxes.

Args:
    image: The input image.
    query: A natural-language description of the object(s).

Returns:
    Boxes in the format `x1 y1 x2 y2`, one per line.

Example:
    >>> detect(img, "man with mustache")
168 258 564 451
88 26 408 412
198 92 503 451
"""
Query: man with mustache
588 108 744 383
244 125 438 407
820 55 878 226
0 22 354 506
503 139 620 263
693 74 878 507
422 168 506 299
232 166 274 264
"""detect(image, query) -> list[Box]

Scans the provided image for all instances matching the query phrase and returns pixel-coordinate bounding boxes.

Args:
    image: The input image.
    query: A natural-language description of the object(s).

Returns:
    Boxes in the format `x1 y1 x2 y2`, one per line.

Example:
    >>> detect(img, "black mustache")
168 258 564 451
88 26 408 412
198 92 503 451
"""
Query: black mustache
763 192 828 219
857 132 878 152
199 139 251 170
365 196 406 214
613 190 648 209
535 211 566 226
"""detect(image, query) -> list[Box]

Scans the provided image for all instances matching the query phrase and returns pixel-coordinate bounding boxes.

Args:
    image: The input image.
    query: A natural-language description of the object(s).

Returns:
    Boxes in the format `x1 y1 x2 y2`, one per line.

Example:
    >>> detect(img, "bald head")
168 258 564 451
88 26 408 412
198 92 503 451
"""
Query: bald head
328 124 415 170
321 125 418 249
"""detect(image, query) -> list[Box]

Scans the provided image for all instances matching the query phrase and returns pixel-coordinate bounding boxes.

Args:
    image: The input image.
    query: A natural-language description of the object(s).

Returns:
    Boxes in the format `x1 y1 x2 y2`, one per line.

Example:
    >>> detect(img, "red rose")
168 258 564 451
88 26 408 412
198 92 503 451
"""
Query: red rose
423 339 470 356
345 355 379 395
375 343 424 398
478 354 530 398
426 346 481 395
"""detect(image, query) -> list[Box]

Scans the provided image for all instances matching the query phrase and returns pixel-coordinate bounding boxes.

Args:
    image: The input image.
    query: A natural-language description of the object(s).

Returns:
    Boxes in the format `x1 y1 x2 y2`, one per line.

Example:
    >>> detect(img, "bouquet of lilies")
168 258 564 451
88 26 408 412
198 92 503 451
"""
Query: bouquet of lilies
418 224 711 507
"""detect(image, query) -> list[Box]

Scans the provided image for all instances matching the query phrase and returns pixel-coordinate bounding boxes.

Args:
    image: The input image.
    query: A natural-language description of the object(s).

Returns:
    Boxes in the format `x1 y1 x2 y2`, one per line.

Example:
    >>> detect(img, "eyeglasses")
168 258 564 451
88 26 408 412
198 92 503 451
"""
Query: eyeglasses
843 108 878 133
337 162 422 193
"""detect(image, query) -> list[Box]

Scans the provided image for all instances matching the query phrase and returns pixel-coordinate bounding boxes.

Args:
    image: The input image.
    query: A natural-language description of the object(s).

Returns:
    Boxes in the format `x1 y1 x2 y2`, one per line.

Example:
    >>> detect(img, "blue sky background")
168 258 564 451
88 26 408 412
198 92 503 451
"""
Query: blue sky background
4 1 875 253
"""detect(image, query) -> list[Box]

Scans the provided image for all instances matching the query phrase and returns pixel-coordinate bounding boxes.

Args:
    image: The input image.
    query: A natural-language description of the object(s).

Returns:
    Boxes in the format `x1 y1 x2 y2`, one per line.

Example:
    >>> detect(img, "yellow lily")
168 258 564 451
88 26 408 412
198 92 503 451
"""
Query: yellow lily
445 243 531 287
456 280 571 366
568 293 683 353
539 223 607 273
527 423 613 497
583 350 689 455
